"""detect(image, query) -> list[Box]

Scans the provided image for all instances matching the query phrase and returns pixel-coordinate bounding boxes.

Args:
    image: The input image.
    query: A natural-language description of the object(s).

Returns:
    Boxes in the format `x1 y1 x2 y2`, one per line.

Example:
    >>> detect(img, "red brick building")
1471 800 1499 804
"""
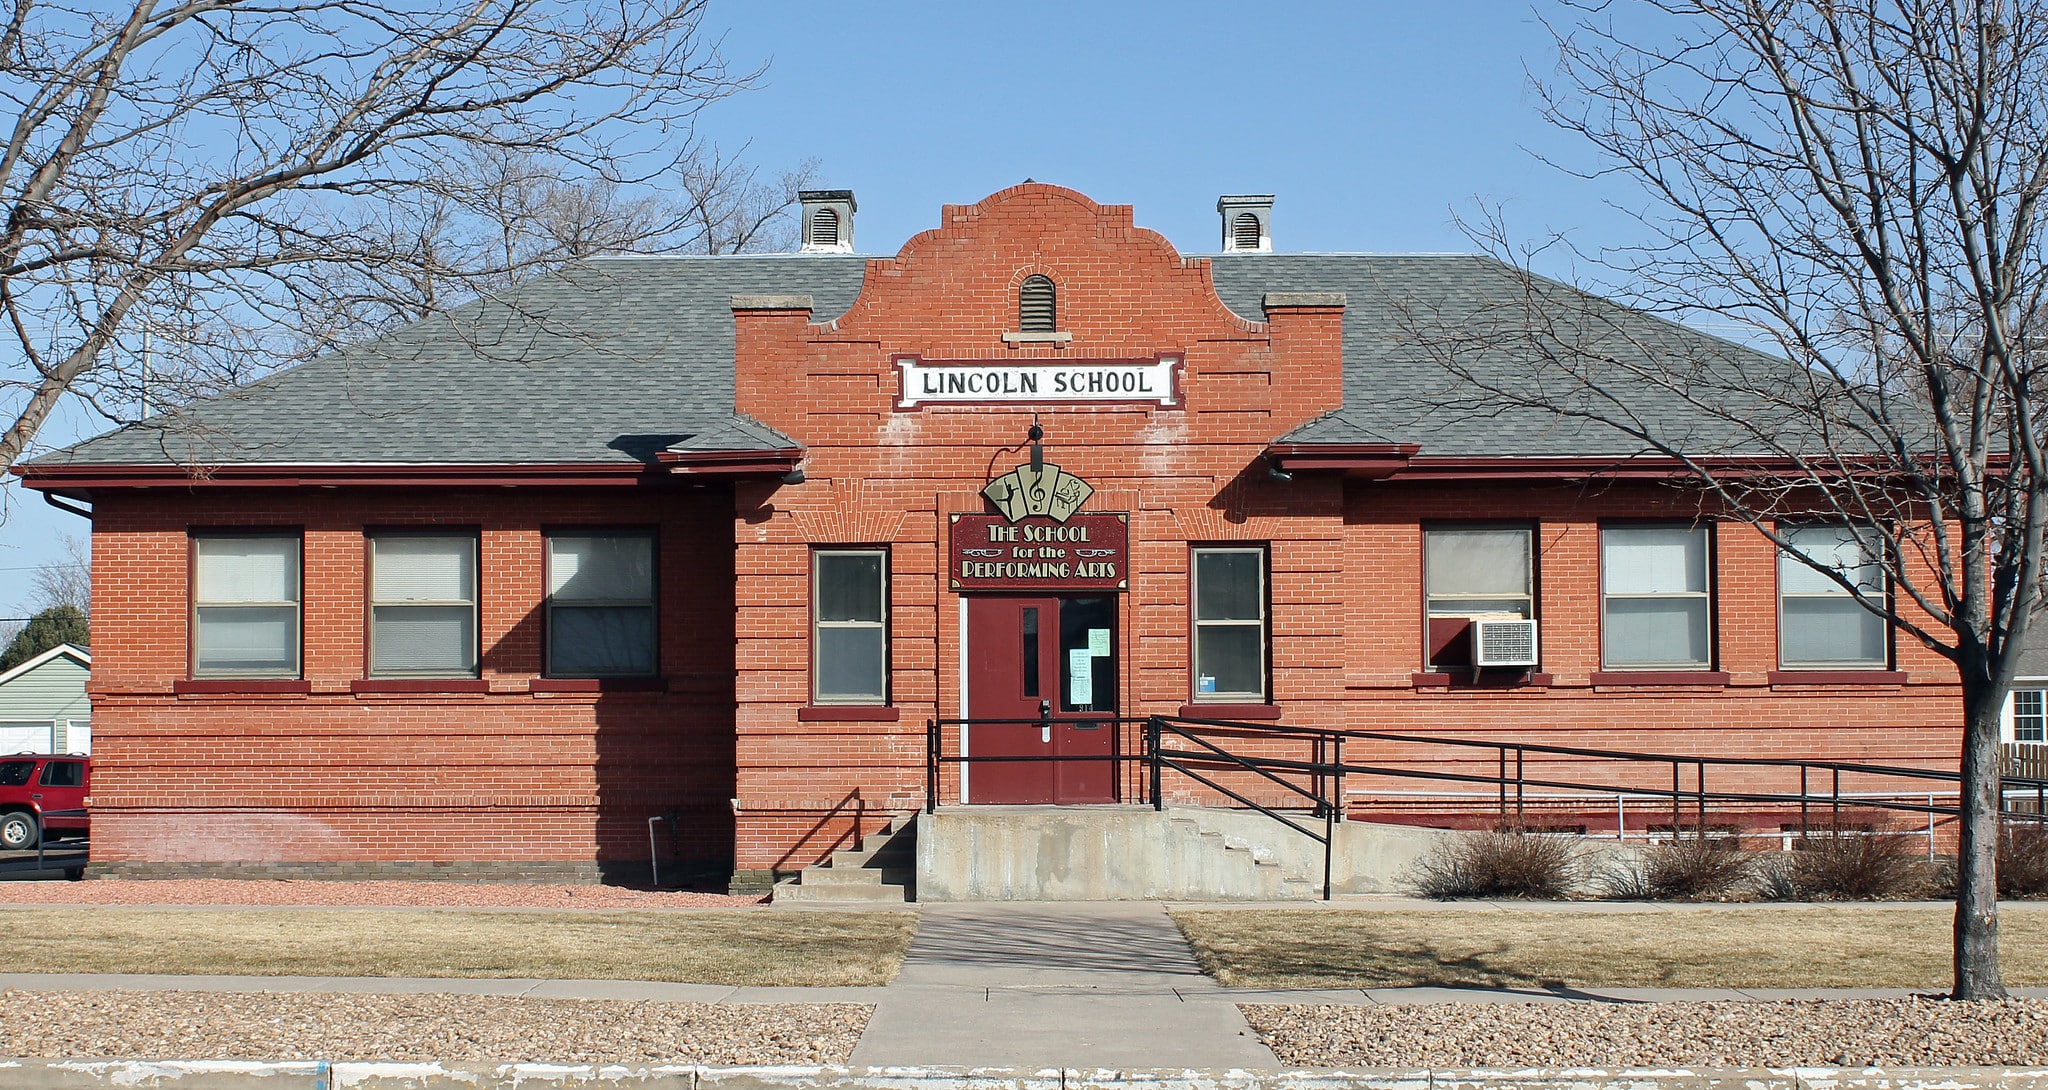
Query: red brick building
18 184 1960 890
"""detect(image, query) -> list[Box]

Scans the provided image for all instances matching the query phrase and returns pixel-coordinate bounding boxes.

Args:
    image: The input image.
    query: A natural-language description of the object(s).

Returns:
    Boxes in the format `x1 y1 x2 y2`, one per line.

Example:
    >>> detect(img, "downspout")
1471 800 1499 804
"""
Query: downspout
40 491 91 520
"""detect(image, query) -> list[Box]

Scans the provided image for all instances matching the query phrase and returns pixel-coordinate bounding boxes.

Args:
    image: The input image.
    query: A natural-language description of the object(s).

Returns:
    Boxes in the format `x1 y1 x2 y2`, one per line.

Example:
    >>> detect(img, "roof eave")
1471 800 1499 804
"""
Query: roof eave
13 463 665 489
1265 442 1421 480
657 446 804 477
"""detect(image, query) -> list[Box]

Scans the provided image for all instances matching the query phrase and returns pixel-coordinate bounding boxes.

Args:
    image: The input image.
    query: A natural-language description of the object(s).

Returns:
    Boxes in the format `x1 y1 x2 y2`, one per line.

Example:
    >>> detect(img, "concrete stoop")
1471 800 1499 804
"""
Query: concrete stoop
914 806 1345 901
912 805 1650 901
11 1061 2048 1090
773 816 916 904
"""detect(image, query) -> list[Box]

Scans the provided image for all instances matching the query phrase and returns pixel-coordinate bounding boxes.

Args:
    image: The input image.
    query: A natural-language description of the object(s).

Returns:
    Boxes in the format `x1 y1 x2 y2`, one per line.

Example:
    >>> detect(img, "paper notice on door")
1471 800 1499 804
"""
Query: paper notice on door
1087 628 1111 656
1068 648 1093 705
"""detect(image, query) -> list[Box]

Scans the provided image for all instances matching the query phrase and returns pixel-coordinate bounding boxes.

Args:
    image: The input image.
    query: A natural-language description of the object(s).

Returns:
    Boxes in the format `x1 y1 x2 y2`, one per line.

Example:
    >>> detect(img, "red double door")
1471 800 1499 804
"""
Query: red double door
964 595 1118 804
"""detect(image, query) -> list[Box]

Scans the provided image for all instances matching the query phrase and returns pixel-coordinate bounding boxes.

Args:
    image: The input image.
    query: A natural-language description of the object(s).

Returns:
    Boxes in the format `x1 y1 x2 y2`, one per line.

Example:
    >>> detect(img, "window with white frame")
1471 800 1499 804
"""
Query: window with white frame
2012 689 2046 743
368 534 478 677
192 534 301 678
1776 524 1888 669
1192 546 1267 701
813 549 887 704
1424 526 1534 669
547 533 656 677
1601 525 1712 669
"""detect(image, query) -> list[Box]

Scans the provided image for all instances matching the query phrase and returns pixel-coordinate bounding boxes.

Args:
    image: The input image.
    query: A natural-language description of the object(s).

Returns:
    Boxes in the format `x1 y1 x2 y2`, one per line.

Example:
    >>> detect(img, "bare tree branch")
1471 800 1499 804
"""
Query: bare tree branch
1424 0 2047 999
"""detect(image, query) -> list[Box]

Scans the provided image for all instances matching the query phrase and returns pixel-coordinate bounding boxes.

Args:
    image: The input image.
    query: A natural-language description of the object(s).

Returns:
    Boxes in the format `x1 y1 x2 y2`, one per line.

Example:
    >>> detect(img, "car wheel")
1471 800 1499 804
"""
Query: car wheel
0 811 38 851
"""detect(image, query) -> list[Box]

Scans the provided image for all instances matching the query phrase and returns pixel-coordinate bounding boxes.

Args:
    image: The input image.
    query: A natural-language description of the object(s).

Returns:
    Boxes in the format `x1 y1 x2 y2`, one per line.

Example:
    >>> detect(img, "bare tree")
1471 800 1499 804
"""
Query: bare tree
1409 1 2045 998
28 532 86 615
0 0 812 467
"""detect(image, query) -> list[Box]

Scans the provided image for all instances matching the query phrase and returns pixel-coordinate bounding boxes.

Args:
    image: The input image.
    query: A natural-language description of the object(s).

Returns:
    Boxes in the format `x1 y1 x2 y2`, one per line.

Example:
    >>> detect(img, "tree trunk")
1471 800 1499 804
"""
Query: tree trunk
1954 674 2007 999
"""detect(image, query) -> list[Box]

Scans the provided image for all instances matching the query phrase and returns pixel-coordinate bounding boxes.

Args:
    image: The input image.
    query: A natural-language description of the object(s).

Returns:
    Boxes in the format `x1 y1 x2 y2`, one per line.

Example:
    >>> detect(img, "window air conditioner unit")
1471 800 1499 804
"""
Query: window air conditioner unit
1473 618 1540 668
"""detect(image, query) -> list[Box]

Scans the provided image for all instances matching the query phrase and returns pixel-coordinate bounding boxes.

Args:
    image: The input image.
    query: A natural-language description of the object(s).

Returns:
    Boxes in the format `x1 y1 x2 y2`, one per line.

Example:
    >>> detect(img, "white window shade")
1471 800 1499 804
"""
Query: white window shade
1603 528 1707 594
549 536 654 601
373 537 475 602
1425 529 1530 599
1779 526 1882 595
195 537 297 603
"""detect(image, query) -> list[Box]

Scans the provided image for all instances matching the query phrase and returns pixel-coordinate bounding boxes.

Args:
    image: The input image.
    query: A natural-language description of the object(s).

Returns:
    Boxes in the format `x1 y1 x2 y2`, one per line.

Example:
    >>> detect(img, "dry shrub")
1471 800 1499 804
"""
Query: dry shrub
1602 835 1754 901
1781 826 1926 901
1999 823 2048 898
1412 827 1583 899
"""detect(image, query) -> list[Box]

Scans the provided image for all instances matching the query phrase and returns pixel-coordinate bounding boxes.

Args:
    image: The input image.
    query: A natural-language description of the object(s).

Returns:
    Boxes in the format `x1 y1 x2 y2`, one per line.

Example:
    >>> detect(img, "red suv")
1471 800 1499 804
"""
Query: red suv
0 755 89 850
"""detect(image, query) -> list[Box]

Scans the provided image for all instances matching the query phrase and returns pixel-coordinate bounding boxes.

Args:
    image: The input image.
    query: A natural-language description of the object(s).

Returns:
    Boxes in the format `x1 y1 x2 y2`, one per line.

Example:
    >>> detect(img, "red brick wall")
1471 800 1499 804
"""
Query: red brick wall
723 183 1965 875
86 486 738 877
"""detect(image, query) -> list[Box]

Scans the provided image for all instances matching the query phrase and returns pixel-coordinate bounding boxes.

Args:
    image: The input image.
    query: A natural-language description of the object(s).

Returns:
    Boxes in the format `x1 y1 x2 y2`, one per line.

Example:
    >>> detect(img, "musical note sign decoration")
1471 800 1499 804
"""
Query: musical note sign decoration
982 461 1093 523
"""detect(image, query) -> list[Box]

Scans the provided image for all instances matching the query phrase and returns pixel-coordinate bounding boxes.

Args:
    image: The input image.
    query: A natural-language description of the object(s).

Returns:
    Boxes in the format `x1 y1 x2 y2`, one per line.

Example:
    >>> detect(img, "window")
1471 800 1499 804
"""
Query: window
1424 526 1534 669
1192 547 1267 701
1601 525 1712 669
2013 690 2046 743
192 534 301 678
546 533 656 677
0 761 30 786
1778 524 1887 668
813 549 887 704
368 534 477 678
39 760 82 788
1019 275 1057 332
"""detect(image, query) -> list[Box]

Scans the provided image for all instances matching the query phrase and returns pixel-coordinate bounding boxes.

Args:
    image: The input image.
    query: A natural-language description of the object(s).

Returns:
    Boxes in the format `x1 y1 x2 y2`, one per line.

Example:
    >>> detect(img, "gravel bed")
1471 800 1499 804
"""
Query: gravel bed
1245 998 2048 1068
0 989 867 1065
0 879 762 909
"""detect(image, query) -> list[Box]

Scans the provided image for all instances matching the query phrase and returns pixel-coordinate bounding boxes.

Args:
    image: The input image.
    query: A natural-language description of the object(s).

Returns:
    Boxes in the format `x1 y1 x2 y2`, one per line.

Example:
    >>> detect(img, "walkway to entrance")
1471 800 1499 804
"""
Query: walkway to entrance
847 901 1278 1070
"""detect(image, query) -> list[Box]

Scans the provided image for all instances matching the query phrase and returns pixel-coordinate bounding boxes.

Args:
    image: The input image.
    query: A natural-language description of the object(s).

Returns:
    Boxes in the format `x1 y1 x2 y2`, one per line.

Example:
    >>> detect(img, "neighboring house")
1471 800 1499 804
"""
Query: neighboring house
0 644 90 755
13 184 1965 889
2006 636 2048 746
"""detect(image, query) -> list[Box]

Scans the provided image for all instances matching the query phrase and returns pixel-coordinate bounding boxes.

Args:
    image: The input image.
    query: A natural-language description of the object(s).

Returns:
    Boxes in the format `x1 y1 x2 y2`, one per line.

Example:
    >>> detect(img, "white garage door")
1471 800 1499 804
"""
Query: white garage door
0 721 53 754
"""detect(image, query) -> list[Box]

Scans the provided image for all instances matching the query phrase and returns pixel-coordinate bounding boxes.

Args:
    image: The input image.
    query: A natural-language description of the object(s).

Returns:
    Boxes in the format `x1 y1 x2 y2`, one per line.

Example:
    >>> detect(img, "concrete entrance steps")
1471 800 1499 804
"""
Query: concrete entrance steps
916 805 1338 901
771 815 915 903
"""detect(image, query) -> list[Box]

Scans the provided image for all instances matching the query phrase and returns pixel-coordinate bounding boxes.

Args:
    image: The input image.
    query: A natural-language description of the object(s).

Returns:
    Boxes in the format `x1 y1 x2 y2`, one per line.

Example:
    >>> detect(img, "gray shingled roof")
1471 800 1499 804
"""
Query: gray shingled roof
32 255 866 468
1209 254 1825 459
32 250 1820 469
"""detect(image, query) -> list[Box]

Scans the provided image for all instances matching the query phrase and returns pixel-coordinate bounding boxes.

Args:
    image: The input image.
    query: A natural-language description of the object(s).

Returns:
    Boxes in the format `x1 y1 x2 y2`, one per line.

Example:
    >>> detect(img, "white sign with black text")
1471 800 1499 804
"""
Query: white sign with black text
894 355 1181 409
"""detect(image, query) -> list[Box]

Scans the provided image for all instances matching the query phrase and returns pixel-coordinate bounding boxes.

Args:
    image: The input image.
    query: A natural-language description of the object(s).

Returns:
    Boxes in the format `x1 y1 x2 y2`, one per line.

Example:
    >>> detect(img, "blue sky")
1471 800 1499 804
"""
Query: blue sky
0 0 1653 612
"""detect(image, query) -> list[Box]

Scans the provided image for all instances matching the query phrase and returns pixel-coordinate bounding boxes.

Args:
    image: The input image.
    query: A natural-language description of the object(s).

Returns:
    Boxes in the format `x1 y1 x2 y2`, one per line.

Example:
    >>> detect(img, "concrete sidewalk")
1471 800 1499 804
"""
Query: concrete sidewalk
847 901 1277 1070
7 900 2045 1074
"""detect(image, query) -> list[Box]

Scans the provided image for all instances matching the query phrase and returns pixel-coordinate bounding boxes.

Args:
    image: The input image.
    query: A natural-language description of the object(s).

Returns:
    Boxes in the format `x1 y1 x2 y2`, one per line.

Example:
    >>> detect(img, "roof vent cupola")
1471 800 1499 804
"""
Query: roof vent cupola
798 190 856 253
1217 194 1273 254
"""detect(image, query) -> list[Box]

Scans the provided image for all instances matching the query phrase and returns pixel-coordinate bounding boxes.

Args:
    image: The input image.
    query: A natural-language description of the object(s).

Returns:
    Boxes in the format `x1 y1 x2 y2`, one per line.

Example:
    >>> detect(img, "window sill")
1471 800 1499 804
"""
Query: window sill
529 677 668 694
1590 671 1731 687
1178 703 1283 720
1411 672 1554 690
798 705 901 722
174 679 311 696
351 679 491 695
1768 670 1907 686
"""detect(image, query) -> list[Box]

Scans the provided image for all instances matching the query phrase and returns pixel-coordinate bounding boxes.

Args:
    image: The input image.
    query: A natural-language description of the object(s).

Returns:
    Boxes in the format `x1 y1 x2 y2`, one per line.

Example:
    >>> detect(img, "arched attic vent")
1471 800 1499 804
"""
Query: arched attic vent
1232 213 1261 251
1018 275 1057 333
808 208 840 248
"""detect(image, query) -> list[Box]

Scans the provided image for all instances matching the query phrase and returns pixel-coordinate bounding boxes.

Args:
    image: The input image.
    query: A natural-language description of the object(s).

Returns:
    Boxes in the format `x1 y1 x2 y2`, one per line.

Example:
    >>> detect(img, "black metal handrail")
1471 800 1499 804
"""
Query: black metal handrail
923 712 2048 902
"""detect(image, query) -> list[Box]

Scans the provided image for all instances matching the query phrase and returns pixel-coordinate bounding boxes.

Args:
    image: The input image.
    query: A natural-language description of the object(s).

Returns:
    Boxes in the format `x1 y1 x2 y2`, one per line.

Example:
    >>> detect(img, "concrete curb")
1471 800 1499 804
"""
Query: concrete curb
9 1063 2048 1090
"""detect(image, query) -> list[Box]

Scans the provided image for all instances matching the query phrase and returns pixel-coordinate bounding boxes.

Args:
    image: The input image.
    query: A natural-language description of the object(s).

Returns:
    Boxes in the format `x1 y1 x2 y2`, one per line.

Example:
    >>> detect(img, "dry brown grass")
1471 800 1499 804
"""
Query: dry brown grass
0 908 918 985
1173 907 2048 989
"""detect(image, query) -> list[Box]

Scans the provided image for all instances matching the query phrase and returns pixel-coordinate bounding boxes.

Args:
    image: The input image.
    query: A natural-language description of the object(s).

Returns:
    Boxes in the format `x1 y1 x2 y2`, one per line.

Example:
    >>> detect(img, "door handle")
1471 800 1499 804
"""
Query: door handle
1040 700 1052 743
